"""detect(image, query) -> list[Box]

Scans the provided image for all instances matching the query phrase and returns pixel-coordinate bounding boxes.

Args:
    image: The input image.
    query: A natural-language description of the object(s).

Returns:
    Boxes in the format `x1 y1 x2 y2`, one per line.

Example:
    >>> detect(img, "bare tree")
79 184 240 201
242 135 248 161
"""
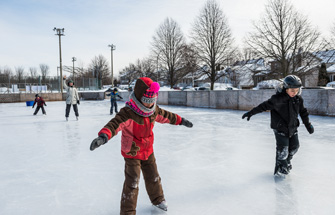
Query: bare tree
0 67 12 86
241 47 259 61
137 58 157 80
190 0 236 90
29 67 38 78
15 66 25 84
178 44 200 87
331 21 335 46
119 63 141 85
245 0 324 78
39 64 50 84
151 17 185 88
88 55 110 88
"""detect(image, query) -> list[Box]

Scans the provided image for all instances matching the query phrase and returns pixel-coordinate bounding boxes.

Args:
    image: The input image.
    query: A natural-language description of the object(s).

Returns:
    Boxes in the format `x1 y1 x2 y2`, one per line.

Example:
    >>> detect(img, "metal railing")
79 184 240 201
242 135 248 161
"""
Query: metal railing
0 76 101 93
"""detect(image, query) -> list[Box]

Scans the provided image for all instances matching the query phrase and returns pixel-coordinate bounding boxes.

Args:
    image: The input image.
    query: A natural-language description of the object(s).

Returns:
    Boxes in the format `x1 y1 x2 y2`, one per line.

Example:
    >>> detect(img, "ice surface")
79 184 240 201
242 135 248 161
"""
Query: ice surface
0 100 335 215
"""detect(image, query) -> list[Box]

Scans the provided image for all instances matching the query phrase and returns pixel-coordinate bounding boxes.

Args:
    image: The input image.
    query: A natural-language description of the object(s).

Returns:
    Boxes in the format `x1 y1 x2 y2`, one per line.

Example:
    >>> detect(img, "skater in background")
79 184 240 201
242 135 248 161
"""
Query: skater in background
90 77 193 214
63 76 80 121
242 75 314 176
32 94 47 115
107 88 123 115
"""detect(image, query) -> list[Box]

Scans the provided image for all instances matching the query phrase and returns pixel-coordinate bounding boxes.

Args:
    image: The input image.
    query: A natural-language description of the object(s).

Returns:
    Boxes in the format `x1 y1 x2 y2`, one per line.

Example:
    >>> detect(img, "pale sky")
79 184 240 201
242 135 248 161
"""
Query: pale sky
0 0 334 77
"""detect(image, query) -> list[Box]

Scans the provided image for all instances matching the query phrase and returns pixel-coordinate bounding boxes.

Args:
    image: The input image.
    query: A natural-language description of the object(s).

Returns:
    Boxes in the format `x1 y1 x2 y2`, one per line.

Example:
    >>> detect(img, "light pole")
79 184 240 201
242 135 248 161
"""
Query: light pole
53 27 65 93
72 57 76 81
108 44 116 87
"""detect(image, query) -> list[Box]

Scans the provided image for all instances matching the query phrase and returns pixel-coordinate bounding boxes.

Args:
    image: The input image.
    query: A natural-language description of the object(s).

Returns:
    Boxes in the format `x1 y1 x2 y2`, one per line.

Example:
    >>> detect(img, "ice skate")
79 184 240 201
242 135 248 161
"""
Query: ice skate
154 200 168 211
274 163 289 177
76 116 79 121
66 117 68 121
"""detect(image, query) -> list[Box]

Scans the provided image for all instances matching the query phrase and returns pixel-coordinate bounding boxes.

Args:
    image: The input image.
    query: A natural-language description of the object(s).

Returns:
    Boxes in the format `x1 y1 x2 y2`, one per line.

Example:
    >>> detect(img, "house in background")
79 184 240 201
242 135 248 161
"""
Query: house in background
327 64 335 82
313 49 335 83
268 49 335 87
229 58 270 89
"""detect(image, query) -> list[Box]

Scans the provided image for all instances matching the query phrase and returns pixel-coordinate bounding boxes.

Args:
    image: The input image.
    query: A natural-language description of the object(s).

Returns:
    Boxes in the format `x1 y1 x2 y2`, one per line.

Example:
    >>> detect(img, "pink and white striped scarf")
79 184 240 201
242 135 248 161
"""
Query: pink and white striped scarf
125 92 156 117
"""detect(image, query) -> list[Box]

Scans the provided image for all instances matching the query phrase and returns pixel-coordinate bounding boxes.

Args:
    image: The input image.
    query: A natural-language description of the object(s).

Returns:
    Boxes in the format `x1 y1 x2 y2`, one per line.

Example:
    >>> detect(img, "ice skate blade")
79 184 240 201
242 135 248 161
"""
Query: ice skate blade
151 205 168 214
274 171 287 178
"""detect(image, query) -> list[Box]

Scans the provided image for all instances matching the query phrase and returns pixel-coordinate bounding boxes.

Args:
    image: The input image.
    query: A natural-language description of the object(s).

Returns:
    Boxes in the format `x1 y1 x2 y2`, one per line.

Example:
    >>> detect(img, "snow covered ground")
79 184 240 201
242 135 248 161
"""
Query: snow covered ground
0 100 335 215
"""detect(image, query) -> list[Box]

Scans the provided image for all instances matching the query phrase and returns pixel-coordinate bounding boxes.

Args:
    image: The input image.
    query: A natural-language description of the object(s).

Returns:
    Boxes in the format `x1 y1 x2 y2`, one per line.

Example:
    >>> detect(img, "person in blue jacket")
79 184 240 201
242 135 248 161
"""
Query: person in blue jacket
107 88 123 115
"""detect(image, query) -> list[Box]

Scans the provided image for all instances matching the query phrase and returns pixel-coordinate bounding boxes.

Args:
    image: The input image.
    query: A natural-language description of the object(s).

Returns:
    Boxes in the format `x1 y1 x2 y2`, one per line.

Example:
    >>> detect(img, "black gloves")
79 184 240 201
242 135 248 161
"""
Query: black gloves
90 133 108 151
242 112 253 121
305 123 314 134
32 106 34 108
180 118 193 128
44 104 47 106
77 100 80 105
120 96 123 99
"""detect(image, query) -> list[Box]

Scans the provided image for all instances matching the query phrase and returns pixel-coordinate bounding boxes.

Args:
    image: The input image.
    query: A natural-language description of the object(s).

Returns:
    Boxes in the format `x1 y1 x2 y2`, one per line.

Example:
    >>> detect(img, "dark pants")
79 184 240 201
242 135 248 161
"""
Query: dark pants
274 130 300 168
110 100 118 114
34 106 46 115
65 104 79 117
120 153 164 215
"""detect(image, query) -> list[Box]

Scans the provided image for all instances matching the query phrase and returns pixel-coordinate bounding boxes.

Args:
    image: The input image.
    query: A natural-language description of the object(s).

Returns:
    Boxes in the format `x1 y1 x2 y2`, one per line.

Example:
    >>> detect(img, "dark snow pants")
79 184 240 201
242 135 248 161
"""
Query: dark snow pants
65 104 79 117
34 106 46 115
120 153 164 215
110 100 118 114
274 130 300 168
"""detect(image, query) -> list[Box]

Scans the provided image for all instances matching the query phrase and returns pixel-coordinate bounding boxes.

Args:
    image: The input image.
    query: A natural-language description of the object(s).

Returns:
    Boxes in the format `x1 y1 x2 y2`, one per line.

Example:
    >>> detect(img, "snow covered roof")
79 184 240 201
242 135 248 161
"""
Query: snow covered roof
327 64 335 73
313 49 335 64
254 79 281 89
233 58 265 66
195 73 209 81
183 70 206 79
254 70 271 76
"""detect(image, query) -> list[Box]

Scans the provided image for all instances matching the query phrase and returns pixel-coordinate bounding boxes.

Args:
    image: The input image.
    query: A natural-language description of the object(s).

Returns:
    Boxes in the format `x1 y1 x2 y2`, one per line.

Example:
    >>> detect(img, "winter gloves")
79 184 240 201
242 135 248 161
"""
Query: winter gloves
90 133 108 151
180 118 193 128
77 100 80 105
242 111 253 121
305 123 314 134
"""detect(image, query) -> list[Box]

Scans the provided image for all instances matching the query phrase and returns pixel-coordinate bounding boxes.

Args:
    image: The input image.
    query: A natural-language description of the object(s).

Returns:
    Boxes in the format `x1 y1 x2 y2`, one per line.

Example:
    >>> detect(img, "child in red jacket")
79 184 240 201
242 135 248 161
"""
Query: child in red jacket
32 94 47 115
90 77 193 214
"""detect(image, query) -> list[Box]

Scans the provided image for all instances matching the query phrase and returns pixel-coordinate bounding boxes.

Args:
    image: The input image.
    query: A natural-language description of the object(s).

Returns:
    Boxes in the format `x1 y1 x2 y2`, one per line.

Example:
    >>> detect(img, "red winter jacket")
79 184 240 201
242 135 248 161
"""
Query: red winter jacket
33 97 46 107
98 105 182 160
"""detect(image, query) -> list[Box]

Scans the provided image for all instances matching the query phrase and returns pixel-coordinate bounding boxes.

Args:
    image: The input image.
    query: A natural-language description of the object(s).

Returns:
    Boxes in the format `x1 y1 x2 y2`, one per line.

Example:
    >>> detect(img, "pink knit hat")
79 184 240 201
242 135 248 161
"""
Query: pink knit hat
133 77 160 103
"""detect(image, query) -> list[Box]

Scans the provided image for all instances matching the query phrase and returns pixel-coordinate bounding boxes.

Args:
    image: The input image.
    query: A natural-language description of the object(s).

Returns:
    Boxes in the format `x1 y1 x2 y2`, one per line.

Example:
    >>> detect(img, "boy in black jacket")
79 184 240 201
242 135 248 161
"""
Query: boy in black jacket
242 75 314 176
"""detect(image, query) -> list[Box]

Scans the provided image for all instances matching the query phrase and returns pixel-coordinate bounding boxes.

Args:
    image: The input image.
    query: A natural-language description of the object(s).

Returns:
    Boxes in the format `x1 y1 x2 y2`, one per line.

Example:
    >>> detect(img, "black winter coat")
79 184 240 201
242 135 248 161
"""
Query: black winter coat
249 91 310 137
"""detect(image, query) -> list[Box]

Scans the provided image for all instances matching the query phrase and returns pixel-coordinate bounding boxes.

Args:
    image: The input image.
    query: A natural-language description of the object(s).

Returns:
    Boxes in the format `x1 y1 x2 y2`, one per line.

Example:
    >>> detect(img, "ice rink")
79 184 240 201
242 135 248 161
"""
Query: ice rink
1 100 335 215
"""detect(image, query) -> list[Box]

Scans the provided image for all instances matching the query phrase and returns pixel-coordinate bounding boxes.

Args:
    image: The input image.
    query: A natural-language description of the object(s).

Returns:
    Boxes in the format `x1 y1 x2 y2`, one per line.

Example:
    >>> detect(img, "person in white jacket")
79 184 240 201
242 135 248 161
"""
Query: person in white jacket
63 76 80 121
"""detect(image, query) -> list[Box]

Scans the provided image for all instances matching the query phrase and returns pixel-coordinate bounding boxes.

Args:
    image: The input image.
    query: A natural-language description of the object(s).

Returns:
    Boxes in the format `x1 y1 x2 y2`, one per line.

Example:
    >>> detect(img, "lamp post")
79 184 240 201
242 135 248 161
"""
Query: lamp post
53 27 65 93
108 44 116 87
72 57 76 82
